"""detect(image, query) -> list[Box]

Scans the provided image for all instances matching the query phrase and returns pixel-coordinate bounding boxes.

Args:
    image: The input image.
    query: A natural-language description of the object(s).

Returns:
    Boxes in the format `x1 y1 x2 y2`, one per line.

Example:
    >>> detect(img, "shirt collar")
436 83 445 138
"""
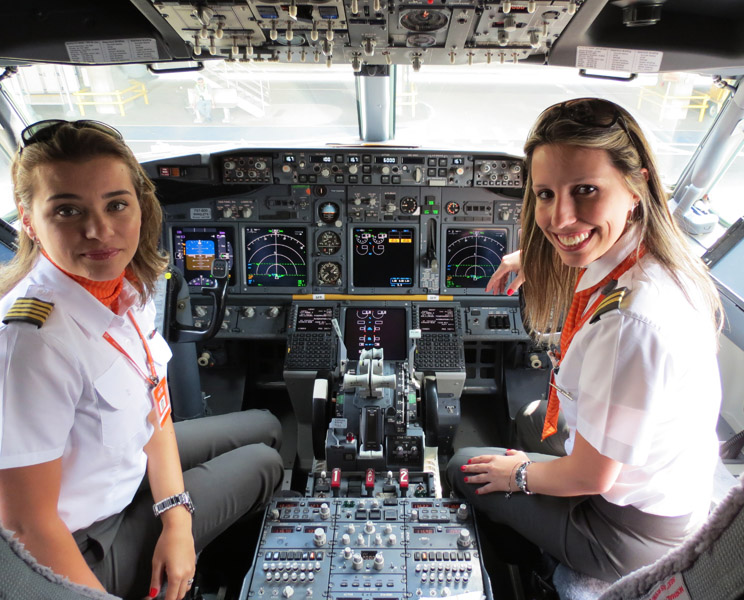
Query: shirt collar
576 225 642 292
34 254 140 338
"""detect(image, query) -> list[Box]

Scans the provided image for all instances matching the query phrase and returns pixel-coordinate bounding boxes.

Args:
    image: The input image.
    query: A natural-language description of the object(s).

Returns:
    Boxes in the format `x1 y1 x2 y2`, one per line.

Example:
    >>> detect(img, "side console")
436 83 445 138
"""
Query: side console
239 496 493 600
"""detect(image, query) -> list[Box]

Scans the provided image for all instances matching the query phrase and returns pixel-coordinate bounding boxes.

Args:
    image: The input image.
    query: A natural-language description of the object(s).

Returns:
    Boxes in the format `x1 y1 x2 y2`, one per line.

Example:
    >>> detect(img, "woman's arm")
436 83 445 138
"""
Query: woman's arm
0 460 106 591
143 415 196 600
485 250 524 295
463 432 623 497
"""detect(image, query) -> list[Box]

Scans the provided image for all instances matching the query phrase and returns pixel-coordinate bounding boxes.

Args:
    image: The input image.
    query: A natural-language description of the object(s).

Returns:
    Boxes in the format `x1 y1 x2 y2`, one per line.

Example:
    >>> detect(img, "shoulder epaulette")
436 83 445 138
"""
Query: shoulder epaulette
2 296 54 328
590 287 629 324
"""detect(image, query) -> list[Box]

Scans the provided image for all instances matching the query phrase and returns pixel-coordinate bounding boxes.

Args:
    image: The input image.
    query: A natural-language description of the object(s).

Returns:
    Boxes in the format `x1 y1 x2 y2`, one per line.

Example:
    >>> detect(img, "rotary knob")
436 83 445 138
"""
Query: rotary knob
457 528 472 548
319 503 330 520
255 160 266 170
347 524 356 534
194 305 208 318
381 166 390 175
341 533 350 545
343 546 352 560
267 306 281 319
320 167 331 178
383 524 392 535
282 585 294 598
373 552 384 571
241 307 255 318
456 504 469 521
221 207 233 218
365 521 375 534
349 165 358 175
352 554 363 570
313 528 326 547
242 207 252 218
374 534 382 546
387 534 397 546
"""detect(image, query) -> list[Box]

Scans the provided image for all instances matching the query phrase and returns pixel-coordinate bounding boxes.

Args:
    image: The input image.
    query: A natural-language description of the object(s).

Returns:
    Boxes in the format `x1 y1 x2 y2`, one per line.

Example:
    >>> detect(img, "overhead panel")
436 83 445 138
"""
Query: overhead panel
150 0 582 69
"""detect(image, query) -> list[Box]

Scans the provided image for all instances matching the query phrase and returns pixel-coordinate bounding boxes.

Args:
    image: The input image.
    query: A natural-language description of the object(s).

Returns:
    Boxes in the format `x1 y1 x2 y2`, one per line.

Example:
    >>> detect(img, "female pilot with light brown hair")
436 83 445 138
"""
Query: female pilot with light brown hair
449 98 722 583
0 120 284 600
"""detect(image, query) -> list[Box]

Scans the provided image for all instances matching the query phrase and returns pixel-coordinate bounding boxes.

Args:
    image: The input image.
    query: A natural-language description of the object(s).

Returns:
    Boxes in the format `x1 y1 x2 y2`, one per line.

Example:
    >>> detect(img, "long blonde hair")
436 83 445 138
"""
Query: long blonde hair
0 122 168 302
520 98 722 340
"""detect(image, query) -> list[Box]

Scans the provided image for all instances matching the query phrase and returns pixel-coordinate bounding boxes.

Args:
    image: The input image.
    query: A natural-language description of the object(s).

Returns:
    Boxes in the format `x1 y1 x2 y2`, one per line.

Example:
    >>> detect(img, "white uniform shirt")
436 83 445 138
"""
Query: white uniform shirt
0 256 171 532
555 229 721 518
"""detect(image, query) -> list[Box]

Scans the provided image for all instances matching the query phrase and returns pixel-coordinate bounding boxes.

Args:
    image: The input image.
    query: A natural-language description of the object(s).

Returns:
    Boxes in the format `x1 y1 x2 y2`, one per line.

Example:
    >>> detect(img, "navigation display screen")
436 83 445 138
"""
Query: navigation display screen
418 307 456 333
344 308 407 361
352 227 415 288
244 227 307 288
445 228 507 289
172 226 235 288
295 307 334 332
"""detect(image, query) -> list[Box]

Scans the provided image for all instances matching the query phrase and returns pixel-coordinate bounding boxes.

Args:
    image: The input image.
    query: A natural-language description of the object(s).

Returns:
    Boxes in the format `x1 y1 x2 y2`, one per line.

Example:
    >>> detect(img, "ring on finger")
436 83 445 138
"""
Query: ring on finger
187 578 194 586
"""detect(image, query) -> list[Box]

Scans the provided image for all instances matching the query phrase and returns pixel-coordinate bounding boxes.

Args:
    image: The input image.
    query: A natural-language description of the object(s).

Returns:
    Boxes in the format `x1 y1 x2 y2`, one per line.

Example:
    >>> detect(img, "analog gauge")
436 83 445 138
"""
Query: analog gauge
319 201 340 223
317 230 342 255
445 201 460 215
318 262 341 285
399 196 418 214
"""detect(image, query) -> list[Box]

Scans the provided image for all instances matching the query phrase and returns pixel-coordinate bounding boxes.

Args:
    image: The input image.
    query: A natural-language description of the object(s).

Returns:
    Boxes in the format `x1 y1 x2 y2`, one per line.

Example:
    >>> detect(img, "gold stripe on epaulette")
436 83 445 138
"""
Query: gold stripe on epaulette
2 297 55 328
590 287 629 324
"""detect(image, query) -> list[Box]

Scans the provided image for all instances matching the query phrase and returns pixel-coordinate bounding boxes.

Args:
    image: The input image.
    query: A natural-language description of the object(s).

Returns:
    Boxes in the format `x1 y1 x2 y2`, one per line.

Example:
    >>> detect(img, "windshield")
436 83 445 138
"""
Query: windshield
0 61 731 222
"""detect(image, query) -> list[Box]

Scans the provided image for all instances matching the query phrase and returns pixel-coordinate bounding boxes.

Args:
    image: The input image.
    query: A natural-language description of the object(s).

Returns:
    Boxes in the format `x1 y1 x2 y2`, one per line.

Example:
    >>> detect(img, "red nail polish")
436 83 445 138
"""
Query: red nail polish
460 465 466 471
463 477 469 483
474 488 480 494
149 588 158 598
467 459 472 464
506 288 514 296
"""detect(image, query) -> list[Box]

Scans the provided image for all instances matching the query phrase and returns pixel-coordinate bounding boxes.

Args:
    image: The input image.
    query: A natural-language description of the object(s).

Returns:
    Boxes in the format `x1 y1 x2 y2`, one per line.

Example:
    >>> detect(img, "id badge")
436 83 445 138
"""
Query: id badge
150 376 172 430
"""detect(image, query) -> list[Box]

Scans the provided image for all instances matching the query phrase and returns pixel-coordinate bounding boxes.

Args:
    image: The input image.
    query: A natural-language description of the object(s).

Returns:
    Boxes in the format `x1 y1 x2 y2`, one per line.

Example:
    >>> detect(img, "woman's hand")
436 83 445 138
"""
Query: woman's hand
149 518 196 600
460 449 529 495
485 250 523 296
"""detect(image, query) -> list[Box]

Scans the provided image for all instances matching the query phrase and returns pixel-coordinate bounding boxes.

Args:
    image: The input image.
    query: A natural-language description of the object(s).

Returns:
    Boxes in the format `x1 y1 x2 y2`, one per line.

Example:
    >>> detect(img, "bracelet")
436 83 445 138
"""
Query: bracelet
515 461 534 495
504 462 520 500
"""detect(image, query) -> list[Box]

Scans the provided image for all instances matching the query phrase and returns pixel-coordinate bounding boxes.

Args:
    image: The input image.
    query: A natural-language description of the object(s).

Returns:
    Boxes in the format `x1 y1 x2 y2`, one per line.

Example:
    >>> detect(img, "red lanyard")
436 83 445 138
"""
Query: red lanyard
103 311 159 388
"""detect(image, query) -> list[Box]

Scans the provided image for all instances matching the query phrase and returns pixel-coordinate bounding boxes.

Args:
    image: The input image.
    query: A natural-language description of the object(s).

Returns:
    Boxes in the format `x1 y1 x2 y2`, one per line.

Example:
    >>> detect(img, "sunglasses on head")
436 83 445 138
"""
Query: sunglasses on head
20 119 123 149
542 98 640 154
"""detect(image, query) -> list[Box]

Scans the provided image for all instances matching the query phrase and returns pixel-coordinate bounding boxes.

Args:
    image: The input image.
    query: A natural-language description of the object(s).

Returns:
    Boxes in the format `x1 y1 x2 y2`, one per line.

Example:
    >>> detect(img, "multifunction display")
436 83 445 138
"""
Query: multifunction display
418 307 457 333
352 227 415 288
344 308 408 360
295 306 334 332
244 227 307 288
172 226 235 288
445 228 507 289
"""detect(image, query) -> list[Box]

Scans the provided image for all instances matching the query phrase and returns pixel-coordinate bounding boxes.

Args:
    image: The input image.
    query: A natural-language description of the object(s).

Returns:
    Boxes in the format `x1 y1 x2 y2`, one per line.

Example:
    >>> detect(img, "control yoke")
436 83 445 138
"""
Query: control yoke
168 259 229 344
342 349 396 398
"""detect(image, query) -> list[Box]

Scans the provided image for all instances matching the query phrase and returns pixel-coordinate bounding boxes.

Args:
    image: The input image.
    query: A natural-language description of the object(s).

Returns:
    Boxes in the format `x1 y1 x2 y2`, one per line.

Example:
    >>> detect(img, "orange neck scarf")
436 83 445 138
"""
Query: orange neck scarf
42 250 125 310
542 247 645 440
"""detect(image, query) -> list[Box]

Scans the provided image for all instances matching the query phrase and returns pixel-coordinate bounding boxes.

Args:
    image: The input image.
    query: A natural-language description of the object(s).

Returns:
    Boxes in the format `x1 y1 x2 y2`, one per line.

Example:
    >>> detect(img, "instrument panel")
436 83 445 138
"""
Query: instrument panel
154 148 524 299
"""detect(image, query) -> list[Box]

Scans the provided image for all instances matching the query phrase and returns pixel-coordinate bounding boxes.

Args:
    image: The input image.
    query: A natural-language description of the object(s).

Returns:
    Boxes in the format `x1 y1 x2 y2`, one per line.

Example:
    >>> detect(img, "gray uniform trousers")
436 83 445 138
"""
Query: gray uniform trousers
446 400 695 583
73 410 284 599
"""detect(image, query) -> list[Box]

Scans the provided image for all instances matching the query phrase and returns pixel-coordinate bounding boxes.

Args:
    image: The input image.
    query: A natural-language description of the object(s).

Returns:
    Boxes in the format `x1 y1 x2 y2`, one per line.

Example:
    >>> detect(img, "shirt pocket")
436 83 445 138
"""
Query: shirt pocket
94 356 148 448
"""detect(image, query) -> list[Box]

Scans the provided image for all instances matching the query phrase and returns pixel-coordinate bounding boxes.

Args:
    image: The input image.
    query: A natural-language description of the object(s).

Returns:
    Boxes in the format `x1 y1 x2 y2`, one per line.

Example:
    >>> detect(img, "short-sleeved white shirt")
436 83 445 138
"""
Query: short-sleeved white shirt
0 256 171 532
555 229 721 518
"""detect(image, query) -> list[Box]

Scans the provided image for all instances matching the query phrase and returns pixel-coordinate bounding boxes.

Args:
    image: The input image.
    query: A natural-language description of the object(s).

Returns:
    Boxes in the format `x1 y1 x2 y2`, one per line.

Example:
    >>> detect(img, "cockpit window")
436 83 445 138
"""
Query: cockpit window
0 61 725 220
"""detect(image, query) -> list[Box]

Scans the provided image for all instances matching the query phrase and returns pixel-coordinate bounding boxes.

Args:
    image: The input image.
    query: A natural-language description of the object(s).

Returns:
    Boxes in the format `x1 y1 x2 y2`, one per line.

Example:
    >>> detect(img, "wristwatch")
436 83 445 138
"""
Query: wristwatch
153 491 195 517
514 461 534 495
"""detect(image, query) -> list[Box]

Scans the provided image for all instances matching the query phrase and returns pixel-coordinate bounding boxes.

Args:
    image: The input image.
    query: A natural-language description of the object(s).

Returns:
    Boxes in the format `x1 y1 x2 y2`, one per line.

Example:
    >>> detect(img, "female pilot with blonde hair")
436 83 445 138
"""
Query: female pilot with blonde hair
448 98 723 582
0 120 284 600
